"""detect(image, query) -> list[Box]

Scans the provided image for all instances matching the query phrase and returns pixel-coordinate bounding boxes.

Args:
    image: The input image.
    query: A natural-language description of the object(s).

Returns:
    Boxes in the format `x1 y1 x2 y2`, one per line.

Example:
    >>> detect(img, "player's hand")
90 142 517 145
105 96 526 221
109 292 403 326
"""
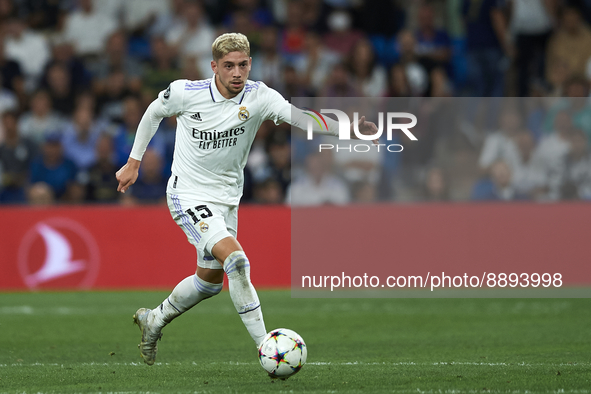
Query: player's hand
116 158 141 193
350 116 379 145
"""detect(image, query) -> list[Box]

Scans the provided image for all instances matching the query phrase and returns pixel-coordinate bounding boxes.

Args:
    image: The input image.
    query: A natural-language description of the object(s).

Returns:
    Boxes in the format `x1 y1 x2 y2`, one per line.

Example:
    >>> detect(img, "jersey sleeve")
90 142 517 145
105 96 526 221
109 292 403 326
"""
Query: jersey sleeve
260 83 339 136
157 79 187 116
129 79 186 161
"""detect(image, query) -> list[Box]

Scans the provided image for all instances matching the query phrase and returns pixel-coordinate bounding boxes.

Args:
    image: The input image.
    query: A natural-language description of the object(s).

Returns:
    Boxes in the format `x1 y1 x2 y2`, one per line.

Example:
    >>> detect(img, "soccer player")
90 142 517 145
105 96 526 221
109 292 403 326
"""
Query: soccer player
115 32 377 365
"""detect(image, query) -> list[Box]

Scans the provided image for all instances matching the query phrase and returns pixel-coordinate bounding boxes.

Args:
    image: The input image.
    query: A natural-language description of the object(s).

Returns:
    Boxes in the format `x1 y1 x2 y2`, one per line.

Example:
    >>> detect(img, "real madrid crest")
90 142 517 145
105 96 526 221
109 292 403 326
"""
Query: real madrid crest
238 106 249 121
199 222 209 233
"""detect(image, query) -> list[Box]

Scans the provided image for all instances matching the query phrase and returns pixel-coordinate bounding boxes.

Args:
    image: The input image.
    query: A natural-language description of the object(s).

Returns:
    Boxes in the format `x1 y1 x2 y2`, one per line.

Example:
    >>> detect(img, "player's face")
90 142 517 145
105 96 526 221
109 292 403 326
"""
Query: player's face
211 51 251 99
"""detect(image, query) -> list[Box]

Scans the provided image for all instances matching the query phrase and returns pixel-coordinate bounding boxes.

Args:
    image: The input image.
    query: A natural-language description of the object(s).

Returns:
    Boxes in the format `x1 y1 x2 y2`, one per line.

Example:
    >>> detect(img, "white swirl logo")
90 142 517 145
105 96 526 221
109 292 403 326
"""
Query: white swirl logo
17 218 100 289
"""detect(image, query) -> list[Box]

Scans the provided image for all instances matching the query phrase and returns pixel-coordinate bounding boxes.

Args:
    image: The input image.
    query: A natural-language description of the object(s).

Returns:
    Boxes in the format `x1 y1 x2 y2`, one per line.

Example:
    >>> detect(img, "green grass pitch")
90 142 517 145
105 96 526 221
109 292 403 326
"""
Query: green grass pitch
1 290 590 393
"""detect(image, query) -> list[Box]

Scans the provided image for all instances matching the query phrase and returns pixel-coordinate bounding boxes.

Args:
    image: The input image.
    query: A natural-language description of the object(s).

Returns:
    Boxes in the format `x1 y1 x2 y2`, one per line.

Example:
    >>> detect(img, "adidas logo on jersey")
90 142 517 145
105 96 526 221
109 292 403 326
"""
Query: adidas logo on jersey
190 113 202 121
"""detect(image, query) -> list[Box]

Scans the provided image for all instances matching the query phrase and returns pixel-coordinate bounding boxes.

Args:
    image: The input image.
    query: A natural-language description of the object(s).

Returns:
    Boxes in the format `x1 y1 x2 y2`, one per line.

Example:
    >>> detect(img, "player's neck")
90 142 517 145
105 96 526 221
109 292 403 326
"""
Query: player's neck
214 75 239 100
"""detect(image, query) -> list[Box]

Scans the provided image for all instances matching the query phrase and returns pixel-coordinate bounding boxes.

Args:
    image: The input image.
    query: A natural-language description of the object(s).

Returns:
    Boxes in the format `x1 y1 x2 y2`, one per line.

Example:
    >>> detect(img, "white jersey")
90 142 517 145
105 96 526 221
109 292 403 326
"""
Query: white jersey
130 76 338 206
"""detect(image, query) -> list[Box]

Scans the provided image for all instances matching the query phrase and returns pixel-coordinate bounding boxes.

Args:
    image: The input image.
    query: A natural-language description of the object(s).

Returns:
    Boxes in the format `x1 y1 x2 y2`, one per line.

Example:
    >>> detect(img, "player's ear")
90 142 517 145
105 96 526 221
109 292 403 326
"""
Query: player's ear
248 57 252 71
211 60 218 74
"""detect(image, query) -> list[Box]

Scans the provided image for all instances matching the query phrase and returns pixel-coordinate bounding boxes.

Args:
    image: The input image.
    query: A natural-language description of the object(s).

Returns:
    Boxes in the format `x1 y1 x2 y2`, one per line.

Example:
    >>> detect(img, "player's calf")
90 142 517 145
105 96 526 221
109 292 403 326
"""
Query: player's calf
223 251 267 346
152 274 223 327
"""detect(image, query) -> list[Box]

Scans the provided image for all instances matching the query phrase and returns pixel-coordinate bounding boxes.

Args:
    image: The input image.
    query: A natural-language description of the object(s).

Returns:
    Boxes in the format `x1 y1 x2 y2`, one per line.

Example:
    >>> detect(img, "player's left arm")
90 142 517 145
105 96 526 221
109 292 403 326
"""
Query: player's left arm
261 86 379 144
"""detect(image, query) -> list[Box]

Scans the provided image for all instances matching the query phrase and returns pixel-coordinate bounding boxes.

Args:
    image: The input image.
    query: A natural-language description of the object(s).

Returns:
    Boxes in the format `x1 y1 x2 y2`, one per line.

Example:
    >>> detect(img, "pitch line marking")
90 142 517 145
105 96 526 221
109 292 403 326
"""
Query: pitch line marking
1 361 588 367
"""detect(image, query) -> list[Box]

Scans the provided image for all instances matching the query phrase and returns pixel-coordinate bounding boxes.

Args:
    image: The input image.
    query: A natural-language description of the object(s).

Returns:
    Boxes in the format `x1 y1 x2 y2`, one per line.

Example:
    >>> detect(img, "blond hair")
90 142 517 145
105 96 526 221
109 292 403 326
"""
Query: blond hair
212 33 250 61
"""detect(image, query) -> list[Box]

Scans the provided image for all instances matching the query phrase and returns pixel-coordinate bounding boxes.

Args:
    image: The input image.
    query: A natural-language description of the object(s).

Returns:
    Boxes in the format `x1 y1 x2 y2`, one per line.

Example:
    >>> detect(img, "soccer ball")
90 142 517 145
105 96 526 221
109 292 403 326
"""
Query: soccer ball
258 328 307 379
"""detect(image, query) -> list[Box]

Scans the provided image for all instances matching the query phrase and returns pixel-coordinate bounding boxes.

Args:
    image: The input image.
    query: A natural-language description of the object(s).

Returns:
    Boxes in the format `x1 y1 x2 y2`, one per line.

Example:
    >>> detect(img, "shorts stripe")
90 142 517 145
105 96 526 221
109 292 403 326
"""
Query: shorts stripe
171 195 201 243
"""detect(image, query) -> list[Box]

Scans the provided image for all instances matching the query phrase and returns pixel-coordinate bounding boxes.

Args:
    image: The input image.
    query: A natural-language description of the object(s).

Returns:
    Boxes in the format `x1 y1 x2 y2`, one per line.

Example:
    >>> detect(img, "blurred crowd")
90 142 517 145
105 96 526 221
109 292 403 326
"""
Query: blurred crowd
0 0 590 206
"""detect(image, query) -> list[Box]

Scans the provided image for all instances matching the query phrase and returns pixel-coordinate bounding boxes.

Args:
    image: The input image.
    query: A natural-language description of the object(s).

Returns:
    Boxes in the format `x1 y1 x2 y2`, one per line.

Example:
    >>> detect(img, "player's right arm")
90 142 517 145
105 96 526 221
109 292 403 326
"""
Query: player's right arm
116 80 186 193
261 85 379 144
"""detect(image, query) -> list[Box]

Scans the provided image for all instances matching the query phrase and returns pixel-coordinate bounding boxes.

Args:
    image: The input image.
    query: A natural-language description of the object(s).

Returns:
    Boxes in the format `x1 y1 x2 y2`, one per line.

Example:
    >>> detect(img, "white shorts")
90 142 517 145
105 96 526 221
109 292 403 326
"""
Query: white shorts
167 193 238 270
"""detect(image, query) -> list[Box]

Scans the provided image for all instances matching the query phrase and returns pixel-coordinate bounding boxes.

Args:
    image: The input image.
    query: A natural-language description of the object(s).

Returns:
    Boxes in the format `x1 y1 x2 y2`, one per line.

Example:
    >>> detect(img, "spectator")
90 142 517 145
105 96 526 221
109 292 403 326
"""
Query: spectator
264 130 291 198
29 133 78 200
348 39 387 97
27 181 54 205
249 26 283 88
253 177 283 204
478 108 526 174
86 134 119 203
279 0 307 61
414 3 451 70
333 138 383 186
18 89 63 145
512 131 546 199
547 58 571 97
288 150 350 206
295 32 341 95
430 67 454 97
0 0 17 23
1 0 591 206
276 65 302 98
90 31 144 95
543 77 591 141
471 160 526 201
61 106 103 171
150 0 186 38
120 0 170 35
532 110 575 200
546 7 591 86
508 0 554 96
44 63 76 116
19 0 62 31
351 180 378 203
246 120 273 182
96 69 132 124
0 73 18 120
322 9 363 57
0 111 37 203
461 0 508 97
357 0 404 38
320 62 359 97
89 0 121 19
155 115 177 170
386 64 411 97
143 37 182 97
3 17 50 89
42 39 91 92
0 39 24 100
223 0 273 32
121 149 167 205
421 166 450 202
165 0 215 79
62 0 118 57
563 129 591 200
224 10 260 50
75 91 98 118
395 30 429 96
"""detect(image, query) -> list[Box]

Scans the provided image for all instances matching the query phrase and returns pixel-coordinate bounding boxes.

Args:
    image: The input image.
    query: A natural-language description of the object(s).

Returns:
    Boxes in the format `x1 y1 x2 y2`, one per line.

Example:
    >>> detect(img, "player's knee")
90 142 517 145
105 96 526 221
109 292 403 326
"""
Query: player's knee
223 251 250 280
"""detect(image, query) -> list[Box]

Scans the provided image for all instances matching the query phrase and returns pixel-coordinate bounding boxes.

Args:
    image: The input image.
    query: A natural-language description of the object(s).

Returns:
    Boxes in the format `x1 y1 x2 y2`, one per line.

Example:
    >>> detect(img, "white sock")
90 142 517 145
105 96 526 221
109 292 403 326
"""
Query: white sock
152 274 222 328
223 251 267 346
